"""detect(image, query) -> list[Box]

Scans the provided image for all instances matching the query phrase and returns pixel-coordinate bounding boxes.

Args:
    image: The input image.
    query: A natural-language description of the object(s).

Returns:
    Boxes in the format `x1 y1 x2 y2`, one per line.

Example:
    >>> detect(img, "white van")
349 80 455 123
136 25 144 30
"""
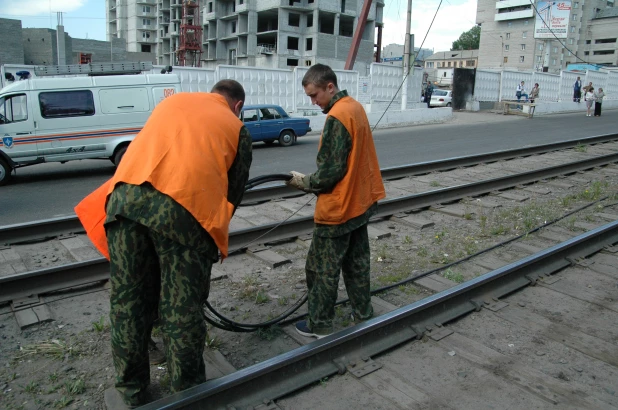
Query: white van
0 67 181 185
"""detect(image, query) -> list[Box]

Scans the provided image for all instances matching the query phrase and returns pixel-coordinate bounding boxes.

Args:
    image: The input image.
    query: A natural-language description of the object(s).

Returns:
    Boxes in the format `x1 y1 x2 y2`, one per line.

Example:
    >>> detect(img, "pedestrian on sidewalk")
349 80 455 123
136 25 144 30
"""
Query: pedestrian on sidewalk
516 81 529 103
585 86 595 116
425 81 434 108
286 64 386 339
594 87 605 117
573 77 582 102
530 83 540 103
75 80 252 409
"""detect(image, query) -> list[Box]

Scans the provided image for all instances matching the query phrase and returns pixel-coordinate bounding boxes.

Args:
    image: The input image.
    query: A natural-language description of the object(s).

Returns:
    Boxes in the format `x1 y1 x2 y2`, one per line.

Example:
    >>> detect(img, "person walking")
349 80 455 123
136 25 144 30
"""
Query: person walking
75 80 252 409
594 87 605 117
573 77 582 102
425 80 434 108
530 83 540 103
286 64 385 339
585 86 595 116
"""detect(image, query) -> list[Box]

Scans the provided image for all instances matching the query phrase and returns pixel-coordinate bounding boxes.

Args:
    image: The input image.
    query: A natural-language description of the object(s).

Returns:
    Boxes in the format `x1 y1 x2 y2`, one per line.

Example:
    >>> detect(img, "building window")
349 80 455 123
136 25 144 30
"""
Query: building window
208 2 213 12
520 56 525 62
595 38 617 43
593 50 616 55
572 13 577 21
570 26 575 32
538 43 543 50
306 37 313 51
443 72 447 77
521 44 525 50
287 36 299 50
231 21 236 33
508 22 512 27
574 1 579 7
504 56 508 63
584 51 590 55
552 46 558 53
142 32 151 39
536 55 541 62
466 60 475 67
506 32 510 39
341 0 346 13
239 0 244 4
568 51 572 56
141 45 151 52
307 15 313 27
287 58 299 66
586 39 591 44
552 58 556 65
288 13 300 27
143 19 151 25
505 44 509 50
447 62 451 67
305 60 312 66
142 6 151 13
524 20 529 25
522 31 527 38
568 38 574 44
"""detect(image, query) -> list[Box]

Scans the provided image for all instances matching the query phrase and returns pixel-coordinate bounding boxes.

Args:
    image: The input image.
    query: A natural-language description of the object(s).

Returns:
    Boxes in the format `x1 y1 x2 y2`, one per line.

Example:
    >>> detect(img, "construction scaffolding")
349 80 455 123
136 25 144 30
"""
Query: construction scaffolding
176 0 203 67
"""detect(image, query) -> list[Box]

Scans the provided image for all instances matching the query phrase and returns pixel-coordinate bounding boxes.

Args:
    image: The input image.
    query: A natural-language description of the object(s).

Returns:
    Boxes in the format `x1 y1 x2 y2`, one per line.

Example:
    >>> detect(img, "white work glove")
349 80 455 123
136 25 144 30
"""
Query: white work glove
286 171 307 191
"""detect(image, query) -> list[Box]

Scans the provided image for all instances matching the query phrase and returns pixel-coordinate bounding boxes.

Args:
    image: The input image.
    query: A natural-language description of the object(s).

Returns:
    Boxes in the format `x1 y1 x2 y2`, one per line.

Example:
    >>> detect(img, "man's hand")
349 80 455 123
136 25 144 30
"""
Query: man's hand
286 171 306 191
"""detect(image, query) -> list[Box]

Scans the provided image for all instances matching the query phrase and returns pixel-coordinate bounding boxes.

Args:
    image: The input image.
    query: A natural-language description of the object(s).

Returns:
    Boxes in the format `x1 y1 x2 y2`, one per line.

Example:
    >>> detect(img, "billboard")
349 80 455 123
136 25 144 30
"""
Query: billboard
534 1 571 39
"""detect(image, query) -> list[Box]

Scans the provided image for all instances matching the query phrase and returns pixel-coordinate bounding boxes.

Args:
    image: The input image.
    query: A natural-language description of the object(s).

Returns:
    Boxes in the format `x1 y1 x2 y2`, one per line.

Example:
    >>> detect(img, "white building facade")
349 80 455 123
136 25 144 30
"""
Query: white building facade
476 0 617 72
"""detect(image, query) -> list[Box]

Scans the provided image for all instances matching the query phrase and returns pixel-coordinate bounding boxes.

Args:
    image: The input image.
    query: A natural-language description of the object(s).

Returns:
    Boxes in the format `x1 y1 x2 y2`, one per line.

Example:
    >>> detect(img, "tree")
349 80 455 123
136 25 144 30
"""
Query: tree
451 26 481 51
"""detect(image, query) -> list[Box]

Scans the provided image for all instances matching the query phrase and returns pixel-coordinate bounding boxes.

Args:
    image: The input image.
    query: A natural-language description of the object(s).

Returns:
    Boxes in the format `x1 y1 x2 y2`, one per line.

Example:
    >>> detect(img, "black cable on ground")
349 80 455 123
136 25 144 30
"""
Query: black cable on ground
202 173 311 332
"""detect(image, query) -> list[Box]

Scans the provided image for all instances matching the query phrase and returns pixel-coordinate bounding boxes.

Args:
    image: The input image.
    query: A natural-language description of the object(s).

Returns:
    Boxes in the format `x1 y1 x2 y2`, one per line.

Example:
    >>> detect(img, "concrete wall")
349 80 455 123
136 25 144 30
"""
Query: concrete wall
0 19 25 65
22 29 56 65
71 37 128 63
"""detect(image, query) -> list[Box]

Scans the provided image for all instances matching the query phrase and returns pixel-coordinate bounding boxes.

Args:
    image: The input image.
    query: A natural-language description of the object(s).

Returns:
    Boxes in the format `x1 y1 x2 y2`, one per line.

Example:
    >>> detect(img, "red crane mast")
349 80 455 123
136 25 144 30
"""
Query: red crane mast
176 0 203 67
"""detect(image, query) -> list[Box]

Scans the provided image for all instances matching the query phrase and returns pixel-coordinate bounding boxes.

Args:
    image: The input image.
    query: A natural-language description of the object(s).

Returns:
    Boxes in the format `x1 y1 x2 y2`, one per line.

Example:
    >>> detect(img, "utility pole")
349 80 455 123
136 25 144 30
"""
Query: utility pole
401 0 412 110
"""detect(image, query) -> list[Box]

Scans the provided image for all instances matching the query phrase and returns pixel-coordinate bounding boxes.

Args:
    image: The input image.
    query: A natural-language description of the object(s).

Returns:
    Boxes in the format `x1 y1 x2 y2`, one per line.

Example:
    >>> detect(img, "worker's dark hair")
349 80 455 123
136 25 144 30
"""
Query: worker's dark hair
302 64 338 89
211 79 245 103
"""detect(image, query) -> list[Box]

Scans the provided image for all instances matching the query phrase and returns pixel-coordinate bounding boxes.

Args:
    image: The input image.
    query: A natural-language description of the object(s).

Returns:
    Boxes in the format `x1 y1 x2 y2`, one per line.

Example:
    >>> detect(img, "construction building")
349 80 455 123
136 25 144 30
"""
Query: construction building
476 0 618 72
106 0 385 74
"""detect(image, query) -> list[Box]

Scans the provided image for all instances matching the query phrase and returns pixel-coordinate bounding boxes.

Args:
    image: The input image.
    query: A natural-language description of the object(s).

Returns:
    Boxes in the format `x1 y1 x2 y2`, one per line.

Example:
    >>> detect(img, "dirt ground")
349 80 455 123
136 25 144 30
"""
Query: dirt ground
1 149 617 409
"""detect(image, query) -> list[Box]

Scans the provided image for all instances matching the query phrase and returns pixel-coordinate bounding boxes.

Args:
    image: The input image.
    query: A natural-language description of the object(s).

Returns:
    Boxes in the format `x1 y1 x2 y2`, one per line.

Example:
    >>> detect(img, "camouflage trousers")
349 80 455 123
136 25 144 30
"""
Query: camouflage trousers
305 223 373 334
106 217 215 406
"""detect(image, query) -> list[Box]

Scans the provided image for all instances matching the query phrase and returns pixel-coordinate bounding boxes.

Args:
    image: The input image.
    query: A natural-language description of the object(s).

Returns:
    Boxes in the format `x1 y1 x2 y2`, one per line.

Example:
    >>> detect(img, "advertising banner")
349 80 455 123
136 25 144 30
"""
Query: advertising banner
534 1 571 39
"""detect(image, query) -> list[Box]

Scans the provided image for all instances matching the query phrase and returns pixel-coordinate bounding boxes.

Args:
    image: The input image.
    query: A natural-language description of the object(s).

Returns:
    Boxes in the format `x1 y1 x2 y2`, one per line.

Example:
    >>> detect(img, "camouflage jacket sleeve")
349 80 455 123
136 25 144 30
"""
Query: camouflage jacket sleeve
302 117 352 193
227 126 253 213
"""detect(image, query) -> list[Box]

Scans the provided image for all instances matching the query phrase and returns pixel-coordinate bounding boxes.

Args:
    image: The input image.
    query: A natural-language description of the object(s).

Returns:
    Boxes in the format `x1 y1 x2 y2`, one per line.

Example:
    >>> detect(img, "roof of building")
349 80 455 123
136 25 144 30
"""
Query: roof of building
424 50 479 61
593 7 618 19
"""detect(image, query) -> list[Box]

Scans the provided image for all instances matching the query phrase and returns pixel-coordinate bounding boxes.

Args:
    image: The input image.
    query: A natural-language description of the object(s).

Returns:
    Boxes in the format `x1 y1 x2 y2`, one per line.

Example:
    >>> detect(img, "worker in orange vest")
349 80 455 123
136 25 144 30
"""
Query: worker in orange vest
287 64 386 338
75 80 252 409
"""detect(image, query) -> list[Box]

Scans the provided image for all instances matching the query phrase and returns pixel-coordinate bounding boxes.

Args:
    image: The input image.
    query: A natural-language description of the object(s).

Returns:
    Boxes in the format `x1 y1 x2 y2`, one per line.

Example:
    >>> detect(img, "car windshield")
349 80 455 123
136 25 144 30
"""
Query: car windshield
433 90 448 96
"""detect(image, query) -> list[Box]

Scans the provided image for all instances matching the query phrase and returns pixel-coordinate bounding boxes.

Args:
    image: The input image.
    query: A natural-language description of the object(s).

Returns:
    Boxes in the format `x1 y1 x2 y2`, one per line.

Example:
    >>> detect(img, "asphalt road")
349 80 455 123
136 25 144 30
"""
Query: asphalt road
1 109 617 225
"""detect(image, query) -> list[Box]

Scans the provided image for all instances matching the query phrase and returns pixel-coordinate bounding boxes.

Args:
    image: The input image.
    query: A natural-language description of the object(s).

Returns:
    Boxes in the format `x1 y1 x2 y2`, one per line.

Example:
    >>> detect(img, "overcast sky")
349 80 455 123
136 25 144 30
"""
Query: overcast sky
0 0 478 53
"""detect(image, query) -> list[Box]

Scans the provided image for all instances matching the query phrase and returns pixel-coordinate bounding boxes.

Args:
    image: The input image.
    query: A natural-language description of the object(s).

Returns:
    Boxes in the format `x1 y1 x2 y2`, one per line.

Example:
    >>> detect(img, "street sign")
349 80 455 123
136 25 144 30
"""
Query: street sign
383 57 403 62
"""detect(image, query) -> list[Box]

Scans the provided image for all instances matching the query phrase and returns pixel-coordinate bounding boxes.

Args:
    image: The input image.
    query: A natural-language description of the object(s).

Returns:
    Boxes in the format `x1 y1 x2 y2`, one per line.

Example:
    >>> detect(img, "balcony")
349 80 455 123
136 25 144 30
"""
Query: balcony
141 25 157 30
494 8 534 21
495 0 533 9
137 0 156 4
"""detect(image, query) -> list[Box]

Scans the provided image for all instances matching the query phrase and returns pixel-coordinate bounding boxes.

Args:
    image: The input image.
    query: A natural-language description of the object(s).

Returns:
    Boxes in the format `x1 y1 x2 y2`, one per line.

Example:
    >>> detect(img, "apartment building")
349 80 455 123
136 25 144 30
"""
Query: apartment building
106 0 384 75
423 50 478 85
476 0 617 72
381 43 434 66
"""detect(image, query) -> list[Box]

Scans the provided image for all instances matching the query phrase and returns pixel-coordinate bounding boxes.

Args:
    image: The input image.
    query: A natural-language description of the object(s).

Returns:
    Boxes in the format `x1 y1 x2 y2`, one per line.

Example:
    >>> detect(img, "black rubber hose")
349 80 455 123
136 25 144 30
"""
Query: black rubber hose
203 173 308 332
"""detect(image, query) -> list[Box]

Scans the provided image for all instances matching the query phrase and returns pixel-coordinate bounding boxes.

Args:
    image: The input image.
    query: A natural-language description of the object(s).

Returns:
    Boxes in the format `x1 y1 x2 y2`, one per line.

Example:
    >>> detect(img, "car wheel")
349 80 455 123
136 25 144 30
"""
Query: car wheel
264 140 276 145
113 145 128 166
0 158 12 186
279 131 295 147
446 102 452 107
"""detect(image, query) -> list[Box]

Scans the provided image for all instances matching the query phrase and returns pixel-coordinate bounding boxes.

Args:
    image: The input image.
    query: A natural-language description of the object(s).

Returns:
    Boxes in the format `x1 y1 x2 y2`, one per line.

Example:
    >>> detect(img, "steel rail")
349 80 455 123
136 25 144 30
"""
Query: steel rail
137 221 618 410
2 132 617 246
1 152 617 305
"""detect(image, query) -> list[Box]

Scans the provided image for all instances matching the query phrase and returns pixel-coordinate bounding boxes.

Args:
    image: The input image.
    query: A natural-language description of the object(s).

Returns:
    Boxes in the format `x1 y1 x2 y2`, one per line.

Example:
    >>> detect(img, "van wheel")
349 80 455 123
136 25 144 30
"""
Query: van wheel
113 146 128 166
0 158 12 186
279 131 295 147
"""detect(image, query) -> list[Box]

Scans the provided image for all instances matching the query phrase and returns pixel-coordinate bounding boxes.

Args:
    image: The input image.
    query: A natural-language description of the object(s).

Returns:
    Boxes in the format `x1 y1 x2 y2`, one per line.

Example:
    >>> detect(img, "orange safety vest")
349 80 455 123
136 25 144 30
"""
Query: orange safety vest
314 96 385 225
74 92 243 259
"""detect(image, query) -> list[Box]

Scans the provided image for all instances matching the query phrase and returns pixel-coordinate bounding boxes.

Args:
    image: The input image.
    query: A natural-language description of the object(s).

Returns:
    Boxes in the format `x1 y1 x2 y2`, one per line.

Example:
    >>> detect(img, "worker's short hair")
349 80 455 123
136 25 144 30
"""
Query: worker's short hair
302 64 338 89
211 79 245 103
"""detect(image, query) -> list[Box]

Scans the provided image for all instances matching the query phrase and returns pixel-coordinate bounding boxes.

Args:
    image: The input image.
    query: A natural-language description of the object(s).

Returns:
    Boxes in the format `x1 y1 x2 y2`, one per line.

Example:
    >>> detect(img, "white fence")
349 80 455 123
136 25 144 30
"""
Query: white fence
475 68 618 102
1 63 425 114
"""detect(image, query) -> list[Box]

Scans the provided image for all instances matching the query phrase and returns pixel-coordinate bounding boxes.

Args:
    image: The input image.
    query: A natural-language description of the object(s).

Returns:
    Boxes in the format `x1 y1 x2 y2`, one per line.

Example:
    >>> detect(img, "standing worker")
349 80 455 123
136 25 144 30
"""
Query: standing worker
74 80 252 409
287 64 385 338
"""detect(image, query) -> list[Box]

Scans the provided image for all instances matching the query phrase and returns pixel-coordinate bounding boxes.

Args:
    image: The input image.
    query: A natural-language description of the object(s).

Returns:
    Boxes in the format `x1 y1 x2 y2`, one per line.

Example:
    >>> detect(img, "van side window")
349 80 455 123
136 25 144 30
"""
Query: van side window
39 90 95 118
0 94 28 124
260 108 281 120
242 109 259 122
